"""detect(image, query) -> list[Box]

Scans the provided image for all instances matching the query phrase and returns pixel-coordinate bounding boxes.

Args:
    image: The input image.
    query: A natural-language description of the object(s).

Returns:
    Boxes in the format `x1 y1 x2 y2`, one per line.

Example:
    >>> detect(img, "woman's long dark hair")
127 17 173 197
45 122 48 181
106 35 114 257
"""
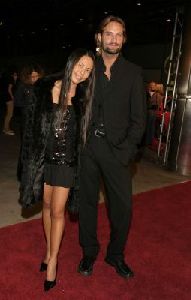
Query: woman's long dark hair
55 48 95 145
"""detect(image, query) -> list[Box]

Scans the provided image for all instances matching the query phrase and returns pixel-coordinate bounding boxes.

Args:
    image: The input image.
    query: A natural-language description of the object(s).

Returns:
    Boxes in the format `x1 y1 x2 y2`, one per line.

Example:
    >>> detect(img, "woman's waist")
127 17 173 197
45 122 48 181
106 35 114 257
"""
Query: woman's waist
45 154 76 167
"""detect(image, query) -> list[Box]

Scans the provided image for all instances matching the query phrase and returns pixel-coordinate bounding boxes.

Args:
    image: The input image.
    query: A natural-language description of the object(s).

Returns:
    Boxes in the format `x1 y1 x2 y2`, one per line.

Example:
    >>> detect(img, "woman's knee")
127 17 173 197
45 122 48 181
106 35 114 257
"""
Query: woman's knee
51 207 65 219
51 200 66 219
43 198 51 210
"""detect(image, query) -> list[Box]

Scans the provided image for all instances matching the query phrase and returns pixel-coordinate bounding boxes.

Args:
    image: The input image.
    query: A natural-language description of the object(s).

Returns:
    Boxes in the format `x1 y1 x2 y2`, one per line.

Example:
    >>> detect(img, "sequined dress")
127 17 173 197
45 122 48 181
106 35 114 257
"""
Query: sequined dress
44 103 77 187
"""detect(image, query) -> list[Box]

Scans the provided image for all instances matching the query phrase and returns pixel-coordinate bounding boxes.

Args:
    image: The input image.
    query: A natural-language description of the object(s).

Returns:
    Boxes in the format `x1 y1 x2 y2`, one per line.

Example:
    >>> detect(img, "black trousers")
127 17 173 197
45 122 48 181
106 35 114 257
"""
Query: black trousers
79 133 132 260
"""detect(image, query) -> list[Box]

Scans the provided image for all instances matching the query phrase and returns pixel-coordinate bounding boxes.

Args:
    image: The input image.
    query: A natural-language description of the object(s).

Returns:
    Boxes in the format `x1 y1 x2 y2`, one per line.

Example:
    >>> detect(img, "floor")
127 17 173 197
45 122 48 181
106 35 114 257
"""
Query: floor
0 129 190 228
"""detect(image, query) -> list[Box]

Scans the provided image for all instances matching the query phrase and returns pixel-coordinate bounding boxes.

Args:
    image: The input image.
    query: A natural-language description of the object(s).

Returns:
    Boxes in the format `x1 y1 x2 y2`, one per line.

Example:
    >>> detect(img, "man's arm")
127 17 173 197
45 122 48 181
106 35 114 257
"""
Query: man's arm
115 68 146 161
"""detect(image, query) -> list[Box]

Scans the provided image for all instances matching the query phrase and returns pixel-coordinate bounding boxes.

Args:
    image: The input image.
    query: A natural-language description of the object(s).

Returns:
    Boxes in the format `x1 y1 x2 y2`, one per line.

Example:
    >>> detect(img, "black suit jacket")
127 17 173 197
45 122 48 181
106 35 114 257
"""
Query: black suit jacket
94 55 146 166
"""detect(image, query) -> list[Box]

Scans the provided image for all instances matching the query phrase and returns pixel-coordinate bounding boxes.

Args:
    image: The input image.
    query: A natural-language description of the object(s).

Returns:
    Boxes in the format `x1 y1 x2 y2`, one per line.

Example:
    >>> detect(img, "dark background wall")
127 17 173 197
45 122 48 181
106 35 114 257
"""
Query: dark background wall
0 42 171 84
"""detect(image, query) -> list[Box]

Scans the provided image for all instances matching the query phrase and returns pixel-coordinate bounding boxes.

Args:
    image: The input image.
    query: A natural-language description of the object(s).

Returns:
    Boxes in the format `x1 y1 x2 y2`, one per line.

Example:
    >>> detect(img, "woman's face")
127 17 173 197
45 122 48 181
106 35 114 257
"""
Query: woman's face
30 71 40 84
71 55 94 85
13 72 18 81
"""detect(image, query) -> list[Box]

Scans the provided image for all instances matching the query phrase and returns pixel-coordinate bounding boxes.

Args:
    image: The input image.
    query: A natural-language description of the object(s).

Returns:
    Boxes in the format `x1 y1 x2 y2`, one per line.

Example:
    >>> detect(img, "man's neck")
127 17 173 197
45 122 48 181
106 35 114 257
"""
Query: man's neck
102 52 119 69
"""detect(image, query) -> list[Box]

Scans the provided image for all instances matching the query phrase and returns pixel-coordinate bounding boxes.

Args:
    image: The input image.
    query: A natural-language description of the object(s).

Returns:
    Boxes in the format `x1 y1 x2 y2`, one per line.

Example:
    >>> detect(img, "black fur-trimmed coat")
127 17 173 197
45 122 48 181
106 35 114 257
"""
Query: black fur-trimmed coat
19 78 54 207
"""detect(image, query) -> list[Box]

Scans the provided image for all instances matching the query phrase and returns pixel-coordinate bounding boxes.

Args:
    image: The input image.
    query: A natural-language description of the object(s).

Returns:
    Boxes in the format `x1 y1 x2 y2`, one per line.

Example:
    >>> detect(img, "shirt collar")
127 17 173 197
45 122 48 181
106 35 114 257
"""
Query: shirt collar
96 53 124 74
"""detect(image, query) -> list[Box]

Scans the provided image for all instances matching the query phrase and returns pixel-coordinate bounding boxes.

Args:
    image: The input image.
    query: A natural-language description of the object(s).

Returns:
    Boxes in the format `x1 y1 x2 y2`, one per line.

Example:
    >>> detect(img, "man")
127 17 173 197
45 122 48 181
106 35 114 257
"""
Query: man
145 81 158 145
78 15 146 279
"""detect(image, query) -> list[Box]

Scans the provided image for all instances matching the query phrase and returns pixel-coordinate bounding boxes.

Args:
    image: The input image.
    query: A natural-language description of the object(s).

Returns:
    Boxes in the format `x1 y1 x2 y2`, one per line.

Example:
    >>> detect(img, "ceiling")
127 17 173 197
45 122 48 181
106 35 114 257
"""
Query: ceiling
0 0 188 58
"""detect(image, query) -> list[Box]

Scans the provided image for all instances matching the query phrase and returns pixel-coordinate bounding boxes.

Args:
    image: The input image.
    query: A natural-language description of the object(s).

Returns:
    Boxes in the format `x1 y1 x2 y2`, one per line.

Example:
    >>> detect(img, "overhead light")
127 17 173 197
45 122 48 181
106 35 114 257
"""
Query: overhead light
166 18 171 22
136 1 141 6
77 18 84 24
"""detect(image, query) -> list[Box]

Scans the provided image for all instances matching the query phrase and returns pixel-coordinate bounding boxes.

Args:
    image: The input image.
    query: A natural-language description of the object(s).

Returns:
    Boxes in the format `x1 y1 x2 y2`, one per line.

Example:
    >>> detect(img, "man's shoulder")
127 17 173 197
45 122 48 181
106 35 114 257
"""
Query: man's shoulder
122 58 142 74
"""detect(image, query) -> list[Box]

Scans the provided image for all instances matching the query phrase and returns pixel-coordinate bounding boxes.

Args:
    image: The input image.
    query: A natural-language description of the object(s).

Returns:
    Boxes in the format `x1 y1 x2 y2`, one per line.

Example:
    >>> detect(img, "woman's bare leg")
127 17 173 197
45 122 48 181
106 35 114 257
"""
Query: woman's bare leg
47 186 69 281
3 101 14 132
42 184 53 263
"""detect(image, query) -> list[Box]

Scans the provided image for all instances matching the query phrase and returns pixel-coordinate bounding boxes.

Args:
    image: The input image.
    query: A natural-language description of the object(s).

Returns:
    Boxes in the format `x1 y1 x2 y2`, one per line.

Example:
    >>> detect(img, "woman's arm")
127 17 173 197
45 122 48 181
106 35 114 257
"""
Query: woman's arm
51 80 62 104
8 83 14 101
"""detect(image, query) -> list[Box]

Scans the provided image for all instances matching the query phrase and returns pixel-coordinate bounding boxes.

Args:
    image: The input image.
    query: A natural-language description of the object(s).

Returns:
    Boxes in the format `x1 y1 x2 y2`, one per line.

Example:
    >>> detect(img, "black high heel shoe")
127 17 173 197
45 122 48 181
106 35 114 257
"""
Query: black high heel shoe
40 262 47 272
44 279 56 291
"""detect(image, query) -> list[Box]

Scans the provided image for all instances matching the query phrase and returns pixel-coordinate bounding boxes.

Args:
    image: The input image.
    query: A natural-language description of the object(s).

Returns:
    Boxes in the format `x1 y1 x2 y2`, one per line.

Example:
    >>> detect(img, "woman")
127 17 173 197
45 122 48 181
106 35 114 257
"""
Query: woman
19 48 95 291
2 71 18 135
14 63 44 138
15 63 44 180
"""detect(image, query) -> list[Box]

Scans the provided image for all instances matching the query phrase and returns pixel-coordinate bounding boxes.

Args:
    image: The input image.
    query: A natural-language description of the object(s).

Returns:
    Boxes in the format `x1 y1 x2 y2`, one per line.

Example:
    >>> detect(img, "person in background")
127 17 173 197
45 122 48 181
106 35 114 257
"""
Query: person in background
2 70 18 135
154 83 165 139
155 83 164 108
77 16 146 279
145 81 164 144
145 81 157 145
19 49 95 291
15 63 44 180
14 63 44 138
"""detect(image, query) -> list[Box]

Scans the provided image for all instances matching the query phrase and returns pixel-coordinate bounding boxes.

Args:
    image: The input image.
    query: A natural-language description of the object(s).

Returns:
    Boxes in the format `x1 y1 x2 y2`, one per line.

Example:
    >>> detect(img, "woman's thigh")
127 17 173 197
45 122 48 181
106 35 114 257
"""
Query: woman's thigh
43 183 53 208
51 186 70 215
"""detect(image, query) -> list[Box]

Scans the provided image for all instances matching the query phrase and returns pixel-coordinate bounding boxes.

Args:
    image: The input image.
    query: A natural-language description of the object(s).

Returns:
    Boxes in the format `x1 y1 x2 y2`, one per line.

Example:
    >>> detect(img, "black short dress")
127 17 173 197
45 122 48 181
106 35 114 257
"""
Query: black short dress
44 103 77 188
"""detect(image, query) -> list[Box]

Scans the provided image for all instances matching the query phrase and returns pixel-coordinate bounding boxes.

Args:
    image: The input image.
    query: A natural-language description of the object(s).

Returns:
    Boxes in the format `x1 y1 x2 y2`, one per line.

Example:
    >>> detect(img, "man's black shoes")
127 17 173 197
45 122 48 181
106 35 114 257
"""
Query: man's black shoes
105 257 134 279
78 256 134 279
78 256 96 276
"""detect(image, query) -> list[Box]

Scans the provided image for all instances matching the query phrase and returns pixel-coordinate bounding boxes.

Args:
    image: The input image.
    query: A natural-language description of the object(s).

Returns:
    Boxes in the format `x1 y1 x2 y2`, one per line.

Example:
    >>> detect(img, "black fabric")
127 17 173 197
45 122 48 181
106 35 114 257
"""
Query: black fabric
79 54 146 260
43 104 77 188
79 135 132 258
45 104 77 167
19 77 82 208
67 176 80 214
44 163 75 187
19 79 53 207
89 55 146 166
67 141 81 215
14 82 30 108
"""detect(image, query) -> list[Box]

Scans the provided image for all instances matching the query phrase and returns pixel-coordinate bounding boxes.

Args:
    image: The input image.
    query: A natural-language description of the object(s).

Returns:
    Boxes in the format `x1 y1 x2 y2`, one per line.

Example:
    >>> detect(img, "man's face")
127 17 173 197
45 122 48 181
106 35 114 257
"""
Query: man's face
98 21 125 55
148 82 156 92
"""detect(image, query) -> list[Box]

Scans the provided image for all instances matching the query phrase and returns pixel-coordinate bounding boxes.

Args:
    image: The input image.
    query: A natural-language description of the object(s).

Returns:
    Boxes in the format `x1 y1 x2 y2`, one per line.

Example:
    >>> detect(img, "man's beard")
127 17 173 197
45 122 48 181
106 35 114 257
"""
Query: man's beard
103 44 121 55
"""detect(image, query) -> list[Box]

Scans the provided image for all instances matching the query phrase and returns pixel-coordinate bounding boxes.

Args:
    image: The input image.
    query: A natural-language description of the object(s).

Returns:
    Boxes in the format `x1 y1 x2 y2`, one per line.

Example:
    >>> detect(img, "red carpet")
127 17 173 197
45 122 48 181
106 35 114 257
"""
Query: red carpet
1 181 191 300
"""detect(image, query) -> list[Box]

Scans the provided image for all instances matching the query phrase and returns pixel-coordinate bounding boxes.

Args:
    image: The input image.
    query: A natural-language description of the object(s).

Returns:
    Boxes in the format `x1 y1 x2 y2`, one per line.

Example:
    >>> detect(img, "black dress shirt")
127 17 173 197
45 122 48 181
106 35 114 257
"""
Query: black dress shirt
90 54 146 166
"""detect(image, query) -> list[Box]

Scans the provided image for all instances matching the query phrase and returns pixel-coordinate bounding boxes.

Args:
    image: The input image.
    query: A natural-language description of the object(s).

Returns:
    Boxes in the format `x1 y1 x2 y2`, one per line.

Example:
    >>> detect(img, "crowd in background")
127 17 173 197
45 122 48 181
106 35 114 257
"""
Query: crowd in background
0 64 44 136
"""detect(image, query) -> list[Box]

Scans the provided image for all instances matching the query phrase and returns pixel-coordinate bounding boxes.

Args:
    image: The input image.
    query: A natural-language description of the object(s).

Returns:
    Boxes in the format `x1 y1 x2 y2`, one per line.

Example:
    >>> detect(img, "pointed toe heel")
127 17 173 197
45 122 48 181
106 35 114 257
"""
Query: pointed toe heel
44 279 56 291
40 262 47 272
